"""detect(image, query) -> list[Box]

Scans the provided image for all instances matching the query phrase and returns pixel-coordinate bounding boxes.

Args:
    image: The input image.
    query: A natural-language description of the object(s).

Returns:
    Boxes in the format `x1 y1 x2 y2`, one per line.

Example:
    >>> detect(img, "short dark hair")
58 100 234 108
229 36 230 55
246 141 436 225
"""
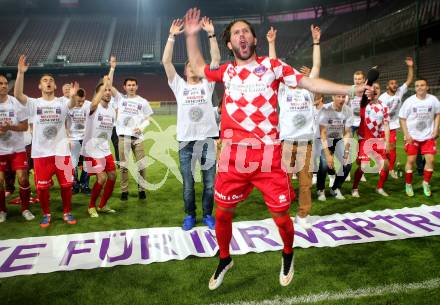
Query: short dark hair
415 78 428 85
77 88 85 98
39 73 55 82
0 74 8 82
123 78 138 86
95 82 104 93
222 19 256 57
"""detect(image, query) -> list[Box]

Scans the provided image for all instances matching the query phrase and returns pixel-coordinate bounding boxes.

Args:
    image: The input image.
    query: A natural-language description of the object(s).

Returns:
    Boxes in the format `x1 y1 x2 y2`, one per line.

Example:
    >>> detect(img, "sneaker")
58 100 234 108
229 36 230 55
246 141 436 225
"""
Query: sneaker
63 213 77 225
352 189 360 198
202 215 215 230
405 183 414 197
120 192 128 201
361 174 367 182
295 215 312 229
97 206 116 213
88 207 99 218
376 188 389 197
390 170 398 180
312 174 317 185
423 182 432 197
345 174 351 182
208 256 233 290
0 211 6 223
280 251 294 286
328 175 335 188
330 188 345 200
81 185 91 195
138 191 146 200
5 191 12 198
40 214 51 228
317 190 326 201
182 215 196 231
291 173 298 180
22 209 35 221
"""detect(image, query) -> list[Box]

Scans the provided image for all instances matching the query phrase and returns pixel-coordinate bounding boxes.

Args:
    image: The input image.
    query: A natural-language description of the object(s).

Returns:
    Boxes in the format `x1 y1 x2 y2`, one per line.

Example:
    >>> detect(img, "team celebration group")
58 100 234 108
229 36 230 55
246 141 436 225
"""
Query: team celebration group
0 8 439 289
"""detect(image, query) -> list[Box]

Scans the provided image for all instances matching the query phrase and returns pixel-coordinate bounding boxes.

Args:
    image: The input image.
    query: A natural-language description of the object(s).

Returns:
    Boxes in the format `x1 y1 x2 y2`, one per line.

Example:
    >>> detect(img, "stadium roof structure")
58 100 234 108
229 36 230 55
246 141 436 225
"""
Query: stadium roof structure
0 0 386 16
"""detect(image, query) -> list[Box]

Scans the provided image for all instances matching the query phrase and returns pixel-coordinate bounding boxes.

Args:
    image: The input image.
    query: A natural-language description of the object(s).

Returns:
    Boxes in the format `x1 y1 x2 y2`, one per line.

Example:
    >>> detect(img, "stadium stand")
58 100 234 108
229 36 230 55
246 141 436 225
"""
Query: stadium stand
111 20 157 63
56 17 110 64
4 18 63 66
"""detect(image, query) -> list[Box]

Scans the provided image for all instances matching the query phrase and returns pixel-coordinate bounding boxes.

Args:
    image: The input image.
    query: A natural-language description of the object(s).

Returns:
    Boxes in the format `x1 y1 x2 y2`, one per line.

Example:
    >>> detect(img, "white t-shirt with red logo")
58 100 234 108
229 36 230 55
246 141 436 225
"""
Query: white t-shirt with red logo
379 83 407 130
0 95 28 155
204 56 303 145
81 102 116 158
67 100 91 141
318 102 353 140
346 96 362 127
399 94 440 141
169 74 219 141
358 101 389 139
27 97 70 158
114 92 153 140
278 84 315 141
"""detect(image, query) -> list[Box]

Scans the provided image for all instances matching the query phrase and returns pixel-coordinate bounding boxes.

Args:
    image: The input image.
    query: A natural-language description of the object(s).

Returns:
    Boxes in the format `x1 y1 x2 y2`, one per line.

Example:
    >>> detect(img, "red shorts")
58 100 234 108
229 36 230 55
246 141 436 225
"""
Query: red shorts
0 152 28 172
33 156 74 190
215 144 295 213
84 154 116 175
405 138 437 156
380 129 397 144
357 138 387 163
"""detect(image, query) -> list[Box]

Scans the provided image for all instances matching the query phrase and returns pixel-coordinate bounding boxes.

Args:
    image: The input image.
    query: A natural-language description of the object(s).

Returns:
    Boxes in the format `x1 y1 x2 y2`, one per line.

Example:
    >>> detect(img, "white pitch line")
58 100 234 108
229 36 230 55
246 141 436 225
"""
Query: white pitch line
207 278 440 305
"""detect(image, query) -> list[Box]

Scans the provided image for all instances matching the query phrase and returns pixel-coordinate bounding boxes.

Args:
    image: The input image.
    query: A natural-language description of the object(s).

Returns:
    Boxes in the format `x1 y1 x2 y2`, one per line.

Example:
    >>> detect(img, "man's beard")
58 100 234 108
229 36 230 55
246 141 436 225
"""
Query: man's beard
232 43 256 61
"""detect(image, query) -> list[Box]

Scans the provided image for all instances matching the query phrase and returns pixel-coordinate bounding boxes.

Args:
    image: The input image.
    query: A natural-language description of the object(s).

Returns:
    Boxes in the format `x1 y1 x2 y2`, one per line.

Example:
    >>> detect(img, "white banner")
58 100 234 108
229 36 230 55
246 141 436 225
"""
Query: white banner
1 204 440 278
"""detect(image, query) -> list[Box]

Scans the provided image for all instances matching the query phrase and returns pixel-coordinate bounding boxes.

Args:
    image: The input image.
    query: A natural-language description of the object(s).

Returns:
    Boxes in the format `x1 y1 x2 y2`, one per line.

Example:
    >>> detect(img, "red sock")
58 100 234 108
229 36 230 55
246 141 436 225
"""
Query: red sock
38 188 50 215
215 208 234 259
273 214 294 254
405 171 413 184
389 148 397 170
377 169 389 189
89 182 102 208
0 189 6 212
61 187 72 214
353 167 364 190
424 170 433 183
98 179 115 209
19 184 31 212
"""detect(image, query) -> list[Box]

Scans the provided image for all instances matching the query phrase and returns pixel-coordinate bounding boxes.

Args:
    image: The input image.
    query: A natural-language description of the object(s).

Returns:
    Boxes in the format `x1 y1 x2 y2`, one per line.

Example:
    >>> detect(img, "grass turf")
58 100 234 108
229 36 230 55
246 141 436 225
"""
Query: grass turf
0 115 439 305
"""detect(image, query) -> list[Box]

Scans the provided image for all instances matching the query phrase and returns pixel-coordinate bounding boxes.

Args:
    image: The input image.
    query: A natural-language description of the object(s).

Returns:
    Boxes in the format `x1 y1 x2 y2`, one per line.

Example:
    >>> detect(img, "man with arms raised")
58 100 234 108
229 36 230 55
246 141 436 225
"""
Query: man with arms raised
379 57 414 179
14 55 77 228
183 8 371 289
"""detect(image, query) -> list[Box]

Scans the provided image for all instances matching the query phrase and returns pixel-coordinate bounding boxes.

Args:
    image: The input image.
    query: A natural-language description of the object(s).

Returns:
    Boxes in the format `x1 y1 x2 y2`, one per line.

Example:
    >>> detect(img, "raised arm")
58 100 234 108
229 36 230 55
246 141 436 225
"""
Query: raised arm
91 76 110 113
184 8 207 79
404 57 414 88
14 55 29 105
299 77 368 98
201 17 221 69
309 25 321 78
108 55 116 84
162 19 184 81
68 81 79 109
266 26 277 59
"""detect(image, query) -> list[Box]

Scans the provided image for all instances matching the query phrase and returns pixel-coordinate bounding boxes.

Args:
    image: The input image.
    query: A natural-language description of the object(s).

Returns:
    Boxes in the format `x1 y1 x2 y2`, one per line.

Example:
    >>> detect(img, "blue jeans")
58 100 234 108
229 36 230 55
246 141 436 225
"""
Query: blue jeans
317 138 352 191
179 139 216 217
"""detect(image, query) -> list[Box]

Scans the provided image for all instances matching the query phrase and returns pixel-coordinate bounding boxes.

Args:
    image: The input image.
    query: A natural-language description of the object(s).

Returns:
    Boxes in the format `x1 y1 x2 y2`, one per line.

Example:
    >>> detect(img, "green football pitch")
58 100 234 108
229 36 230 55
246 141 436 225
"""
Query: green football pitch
0 115 439 305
